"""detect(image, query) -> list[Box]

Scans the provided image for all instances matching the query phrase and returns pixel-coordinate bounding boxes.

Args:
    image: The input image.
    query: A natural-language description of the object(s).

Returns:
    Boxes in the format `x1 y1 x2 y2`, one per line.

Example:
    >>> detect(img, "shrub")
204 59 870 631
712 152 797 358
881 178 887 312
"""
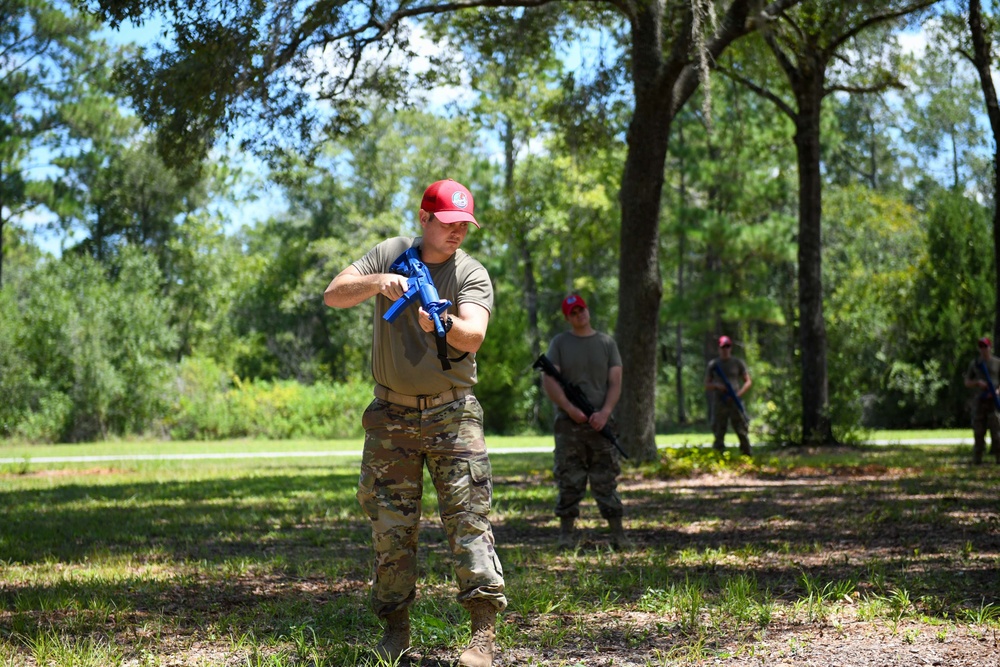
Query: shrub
167 359 370 440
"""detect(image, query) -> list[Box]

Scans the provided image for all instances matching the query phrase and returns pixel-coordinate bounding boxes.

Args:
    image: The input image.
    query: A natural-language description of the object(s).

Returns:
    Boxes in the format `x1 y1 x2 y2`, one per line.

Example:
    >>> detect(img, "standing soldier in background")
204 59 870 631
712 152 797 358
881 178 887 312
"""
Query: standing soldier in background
323 179 505 667
542 294 630 550
963 336 1000 465
705 335 753 456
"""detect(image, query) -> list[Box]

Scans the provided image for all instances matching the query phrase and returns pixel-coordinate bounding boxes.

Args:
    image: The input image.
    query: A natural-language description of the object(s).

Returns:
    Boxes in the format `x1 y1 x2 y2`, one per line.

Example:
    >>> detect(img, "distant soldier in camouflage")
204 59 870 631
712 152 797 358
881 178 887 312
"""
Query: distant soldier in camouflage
705 335 753 456
964 336 1000 465
323 179 505 667
542 294 630 549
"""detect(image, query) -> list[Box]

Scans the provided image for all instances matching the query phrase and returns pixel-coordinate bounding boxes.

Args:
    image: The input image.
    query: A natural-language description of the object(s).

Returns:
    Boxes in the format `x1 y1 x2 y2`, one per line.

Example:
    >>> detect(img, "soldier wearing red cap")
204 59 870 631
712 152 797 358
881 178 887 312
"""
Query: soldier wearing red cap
323 179 504 667
704 335 753 456
963 336 1000 464
542 294 629 549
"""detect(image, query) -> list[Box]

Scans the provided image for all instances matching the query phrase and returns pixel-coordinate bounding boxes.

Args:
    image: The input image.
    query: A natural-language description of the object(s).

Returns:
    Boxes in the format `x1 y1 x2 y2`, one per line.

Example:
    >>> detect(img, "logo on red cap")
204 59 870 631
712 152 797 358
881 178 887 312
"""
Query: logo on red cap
561 294 587 318
421 179 480 228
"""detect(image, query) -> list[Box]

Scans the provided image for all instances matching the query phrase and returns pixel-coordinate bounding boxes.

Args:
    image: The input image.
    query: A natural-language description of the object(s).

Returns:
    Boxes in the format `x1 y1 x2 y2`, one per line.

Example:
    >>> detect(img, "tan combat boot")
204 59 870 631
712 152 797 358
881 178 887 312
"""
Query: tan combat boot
557 516 576 549
458 601 497 667
374 608 410 662
608 516 633 550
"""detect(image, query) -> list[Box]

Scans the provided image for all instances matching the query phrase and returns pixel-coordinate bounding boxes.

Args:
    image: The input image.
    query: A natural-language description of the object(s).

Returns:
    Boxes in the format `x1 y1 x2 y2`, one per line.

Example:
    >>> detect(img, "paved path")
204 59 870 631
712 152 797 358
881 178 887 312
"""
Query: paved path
0 439 974 465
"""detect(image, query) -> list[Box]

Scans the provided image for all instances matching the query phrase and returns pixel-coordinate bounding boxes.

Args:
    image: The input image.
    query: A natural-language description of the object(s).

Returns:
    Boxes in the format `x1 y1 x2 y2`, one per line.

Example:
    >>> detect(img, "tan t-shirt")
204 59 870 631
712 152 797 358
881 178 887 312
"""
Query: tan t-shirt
966 355 1000 401
352 236 493 395
706 357 749 404
547 331 622 414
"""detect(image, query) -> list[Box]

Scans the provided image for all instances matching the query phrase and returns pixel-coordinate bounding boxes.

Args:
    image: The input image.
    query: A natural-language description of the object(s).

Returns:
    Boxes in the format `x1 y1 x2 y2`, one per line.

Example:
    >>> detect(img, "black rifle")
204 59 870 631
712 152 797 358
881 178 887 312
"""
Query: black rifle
977 359 1000 411
711 361 750 428
533 353 628 459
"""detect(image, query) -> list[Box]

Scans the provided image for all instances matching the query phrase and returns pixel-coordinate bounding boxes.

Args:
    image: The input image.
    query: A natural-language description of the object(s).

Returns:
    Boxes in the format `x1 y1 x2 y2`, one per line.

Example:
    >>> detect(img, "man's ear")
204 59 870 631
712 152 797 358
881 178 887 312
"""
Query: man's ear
418 209 430 227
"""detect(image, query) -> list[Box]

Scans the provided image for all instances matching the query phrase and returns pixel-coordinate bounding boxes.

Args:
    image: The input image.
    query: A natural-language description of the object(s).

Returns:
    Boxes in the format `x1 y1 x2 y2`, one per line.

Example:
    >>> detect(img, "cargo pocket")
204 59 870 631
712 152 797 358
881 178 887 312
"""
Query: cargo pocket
468 457 493 514
356 468 378 521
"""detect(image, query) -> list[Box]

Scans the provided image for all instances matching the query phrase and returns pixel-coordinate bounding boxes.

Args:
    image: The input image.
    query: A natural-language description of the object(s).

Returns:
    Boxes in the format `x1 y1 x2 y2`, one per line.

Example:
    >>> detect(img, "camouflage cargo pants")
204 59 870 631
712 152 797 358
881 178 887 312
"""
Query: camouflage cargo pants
712 398 751 455
971 399 1000 463
356 395 506 618
553 416 623 520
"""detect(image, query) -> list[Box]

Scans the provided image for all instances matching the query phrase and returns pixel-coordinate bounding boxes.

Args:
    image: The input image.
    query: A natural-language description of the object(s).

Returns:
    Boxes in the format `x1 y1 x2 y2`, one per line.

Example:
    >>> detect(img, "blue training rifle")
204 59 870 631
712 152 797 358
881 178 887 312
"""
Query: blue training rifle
977 359 1000 411
383 247 465 370
711 361 750 427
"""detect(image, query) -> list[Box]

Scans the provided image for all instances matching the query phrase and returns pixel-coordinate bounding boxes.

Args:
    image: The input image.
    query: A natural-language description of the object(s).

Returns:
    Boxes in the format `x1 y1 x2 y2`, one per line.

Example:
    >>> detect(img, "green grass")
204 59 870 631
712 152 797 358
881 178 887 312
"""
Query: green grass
1 435 998 665
0 428 973 463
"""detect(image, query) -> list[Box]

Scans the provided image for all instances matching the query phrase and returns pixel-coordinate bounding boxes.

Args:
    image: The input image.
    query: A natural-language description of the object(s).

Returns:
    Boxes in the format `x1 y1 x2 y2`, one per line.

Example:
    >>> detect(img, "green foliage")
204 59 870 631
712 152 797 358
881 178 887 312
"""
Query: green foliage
654 445 751 477
167 356 368 440
0 0 113 285
891 191 994 427
750 360 803 445
3 249 176 441
823 185 925 430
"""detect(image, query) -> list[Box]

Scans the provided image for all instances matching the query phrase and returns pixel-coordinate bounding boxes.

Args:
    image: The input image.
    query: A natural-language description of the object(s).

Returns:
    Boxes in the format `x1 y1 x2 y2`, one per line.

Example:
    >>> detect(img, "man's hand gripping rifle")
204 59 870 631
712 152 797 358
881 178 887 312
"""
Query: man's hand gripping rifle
533 353 628 459
711 362 750 428
383 247 466 370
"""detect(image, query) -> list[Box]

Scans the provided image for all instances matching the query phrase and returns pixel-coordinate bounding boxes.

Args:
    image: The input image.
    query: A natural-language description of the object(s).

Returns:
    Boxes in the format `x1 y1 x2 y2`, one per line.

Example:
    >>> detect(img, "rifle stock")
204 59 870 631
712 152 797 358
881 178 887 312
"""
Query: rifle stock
533 354 629 459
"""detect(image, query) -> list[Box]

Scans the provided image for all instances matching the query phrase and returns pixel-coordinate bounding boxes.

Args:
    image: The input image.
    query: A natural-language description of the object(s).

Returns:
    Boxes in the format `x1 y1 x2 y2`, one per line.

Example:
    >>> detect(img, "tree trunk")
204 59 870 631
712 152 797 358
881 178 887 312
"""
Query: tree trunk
993 147 1000 354
676 122 688 425
617 92 670 461
967 0 1000 352
794 85 834 445
675 255 687 424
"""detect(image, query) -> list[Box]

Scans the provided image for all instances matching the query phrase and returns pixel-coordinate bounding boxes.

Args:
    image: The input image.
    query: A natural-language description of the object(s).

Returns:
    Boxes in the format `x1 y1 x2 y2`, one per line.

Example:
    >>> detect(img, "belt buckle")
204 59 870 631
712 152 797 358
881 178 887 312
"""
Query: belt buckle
417 394 432 410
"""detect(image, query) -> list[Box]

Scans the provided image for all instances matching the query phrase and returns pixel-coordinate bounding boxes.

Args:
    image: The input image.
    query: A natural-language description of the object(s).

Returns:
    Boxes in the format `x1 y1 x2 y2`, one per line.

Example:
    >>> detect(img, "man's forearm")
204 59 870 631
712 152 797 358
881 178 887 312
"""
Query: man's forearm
324 272 381 308
441 314 485 353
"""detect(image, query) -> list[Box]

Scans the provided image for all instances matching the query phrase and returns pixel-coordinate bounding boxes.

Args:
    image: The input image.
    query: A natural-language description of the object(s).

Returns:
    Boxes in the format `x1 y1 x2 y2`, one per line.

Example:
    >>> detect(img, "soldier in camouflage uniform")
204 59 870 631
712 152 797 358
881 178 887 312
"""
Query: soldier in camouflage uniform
542 294 629 549
705 335 753 456
324 179 505 667
963 336 1000 465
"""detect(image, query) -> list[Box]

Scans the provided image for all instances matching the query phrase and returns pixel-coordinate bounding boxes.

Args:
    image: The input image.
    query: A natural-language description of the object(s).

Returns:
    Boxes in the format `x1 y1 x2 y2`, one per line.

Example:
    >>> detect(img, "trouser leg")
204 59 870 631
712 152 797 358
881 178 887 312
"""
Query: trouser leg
425 396 506 612
987 410 1000 459
554 417 591 519
972 408 988 464
586 429 623 520
731 410 752 455
711 401 728 451
356 399 424 617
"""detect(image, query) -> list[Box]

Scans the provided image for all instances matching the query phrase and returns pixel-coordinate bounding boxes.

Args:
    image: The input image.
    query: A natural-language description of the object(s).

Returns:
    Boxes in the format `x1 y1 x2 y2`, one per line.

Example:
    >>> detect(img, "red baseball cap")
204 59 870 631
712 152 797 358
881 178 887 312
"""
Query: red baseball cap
561 294 587 318
979 336 991 347
421 179 480 227
719 335 732 347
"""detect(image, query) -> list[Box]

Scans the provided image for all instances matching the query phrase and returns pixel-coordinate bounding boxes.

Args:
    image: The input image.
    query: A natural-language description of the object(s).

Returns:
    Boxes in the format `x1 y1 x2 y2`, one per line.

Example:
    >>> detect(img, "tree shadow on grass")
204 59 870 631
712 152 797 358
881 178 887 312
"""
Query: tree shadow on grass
1 471 368 565
492 450 1000 616
3 447 998 665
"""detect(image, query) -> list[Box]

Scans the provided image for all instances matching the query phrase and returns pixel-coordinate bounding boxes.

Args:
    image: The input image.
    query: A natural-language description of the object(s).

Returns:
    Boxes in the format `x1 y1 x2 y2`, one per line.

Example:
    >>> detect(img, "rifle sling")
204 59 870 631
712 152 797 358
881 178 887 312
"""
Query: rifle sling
435 335 468 371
